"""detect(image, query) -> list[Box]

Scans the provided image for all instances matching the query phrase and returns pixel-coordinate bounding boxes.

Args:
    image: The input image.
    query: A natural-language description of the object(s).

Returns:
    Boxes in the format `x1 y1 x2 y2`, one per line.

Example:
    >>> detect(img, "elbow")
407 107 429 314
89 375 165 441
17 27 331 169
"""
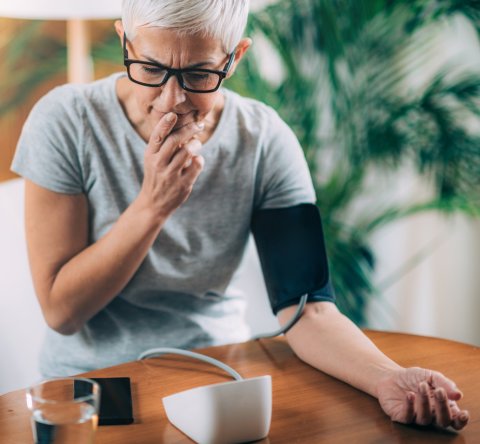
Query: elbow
281 301 339 352
50 322 81 336
279 300 338 333
299 300 338 321
35 274 86 335
46 317 82 336
43 307 83 336
37 285 85 335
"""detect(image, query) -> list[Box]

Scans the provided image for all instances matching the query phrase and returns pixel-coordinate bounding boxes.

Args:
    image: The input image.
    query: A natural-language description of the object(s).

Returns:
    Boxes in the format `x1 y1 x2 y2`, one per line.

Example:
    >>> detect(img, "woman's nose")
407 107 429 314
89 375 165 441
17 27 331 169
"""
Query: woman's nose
156 74 187 108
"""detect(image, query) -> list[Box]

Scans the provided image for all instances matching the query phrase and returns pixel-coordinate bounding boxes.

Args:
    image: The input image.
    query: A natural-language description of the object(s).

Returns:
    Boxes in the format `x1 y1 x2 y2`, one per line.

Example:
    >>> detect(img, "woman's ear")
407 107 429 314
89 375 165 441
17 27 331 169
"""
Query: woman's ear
114 20 125 44
226 37 252 78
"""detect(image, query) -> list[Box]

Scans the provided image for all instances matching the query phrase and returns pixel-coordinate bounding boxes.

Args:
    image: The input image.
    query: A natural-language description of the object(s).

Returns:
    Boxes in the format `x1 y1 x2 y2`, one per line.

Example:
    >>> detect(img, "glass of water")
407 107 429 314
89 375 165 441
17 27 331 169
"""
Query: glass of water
26 377 101 444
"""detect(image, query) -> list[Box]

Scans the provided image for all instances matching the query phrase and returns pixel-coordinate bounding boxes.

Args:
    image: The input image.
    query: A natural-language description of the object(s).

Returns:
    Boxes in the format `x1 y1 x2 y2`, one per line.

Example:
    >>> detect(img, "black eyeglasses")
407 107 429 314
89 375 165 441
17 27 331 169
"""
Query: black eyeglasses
123 33 235 93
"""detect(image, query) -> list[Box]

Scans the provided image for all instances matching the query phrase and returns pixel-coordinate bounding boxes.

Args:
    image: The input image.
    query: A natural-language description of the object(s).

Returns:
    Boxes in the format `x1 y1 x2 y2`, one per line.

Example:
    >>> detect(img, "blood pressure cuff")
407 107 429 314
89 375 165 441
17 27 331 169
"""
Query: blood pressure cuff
251 203 335 315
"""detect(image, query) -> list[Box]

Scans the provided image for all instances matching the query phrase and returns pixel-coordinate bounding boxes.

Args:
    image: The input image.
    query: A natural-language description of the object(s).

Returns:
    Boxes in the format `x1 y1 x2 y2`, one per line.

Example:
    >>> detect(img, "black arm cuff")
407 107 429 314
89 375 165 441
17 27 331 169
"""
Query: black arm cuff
251 204 334 315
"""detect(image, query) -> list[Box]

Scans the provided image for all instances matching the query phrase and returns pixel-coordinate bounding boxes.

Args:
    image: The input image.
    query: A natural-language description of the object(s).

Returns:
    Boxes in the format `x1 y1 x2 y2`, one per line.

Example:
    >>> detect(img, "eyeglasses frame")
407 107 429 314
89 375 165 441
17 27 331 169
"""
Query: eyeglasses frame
122 33 236 93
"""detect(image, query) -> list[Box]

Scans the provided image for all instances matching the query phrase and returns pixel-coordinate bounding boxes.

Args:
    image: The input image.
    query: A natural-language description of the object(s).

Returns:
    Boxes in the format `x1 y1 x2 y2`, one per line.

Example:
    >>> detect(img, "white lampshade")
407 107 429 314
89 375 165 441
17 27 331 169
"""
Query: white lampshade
0 0 121 20
0 1 123 82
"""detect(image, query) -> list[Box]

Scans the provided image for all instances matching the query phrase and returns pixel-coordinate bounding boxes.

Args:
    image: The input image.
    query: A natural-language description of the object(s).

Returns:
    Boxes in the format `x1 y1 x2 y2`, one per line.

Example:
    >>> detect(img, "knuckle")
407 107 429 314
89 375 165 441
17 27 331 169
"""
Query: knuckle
187 121 199 130
179 183 190 195
151 156 163 169
186 139 202 152
170 133 183 148
194 155 205 169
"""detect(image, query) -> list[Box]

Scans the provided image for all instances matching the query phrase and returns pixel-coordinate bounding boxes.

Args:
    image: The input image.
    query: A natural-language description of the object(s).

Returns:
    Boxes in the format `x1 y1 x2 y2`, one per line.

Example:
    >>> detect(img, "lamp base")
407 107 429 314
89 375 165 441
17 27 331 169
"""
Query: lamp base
67 19 93 83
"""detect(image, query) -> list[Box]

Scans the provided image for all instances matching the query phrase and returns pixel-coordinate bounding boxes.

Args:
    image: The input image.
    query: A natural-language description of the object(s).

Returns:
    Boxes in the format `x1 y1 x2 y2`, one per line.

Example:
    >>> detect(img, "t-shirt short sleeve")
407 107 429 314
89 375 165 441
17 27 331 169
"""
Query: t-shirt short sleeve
254 107 316 209
11 86 84 194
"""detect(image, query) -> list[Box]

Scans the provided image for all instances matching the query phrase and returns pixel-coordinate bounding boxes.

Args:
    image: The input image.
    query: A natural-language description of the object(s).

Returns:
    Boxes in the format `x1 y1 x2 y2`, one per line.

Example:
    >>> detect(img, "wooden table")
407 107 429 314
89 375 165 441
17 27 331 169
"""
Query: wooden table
1 330 479 443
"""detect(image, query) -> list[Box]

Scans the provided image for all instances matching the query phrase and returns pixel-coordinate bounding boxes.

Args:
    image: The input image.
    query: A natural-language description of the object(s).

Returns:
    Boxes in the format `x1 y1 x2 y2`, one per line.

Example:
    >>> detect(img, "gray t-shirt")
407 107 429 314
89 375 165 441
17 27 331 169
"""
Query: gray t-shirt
12 73 317 376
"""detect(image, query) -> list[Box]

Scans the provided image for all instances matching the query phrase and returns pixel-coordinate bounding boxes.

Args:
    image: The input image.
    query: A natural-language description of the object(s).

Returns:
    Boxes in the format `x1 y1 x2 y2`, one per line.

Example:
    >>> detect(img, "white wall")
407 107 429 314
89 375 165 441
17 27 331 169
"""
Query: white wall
367 211 480 346
229 237 280 337
0 179 45 395
365 16 480 346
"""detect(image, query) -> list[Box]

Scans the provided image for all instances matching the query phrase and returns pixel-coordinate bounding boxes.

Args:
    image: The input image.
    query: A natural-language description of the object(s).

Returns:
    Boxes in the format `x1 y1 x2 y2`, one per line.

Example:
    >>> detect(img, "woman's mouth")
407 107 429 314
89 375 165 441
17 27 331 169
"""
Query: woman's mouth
152 109 195 130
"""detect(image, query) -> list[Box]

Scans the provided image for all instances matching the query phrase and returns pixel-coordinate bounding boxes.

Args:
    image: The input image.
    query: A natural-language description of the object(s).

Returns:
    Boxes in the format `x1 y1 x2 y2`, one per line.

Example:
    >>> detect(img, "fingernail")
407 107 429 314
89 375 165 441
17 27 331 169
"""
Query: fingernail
460 412 468 421
165 112 176 122
196 122 205 130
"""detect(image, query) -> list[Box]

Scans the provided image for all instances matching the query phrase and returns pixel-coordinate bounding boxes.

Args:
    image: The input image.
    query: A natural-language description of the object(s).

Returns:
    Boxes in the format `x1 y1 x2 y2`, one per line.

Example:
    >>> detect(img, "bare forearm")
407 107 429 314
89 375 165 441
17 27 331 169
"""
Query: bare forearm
48 197 164 334
279 302 401 397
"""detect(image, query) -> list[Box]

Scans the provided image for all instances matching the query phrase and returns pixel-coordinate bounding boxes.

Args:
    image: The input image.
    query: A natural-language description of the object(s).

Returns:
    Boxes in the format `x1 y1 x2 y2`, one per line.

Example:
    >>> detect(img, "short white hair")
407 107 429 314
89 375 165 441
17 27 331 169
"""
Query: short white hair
122 0 249 53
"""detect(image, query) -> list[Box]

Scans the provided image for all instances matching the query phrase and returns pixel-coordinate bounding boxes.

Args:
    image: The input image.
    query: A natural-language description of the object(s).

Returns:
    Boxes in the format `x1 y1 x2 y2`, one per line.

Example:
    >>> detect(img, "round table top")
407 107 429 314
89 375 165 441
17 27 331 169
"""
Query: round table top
0 330 478 443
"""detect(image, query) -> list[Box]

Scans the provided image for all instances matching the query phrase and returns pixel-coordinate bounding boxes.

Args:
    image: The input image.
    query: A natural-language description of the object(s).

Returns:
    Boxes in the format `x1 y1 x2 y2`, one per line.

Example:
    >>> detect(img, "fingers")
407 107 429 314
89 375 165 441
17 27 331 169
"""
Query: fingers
146 113 205 158
169 138 202 171
147 113 178 154
416 382 434 426
404 392 416 424
158 121 205 165
429 371 467 429
386 368 468 430
433 388 452 428
452 409 469 430
182 154 204 180
414 382 469 430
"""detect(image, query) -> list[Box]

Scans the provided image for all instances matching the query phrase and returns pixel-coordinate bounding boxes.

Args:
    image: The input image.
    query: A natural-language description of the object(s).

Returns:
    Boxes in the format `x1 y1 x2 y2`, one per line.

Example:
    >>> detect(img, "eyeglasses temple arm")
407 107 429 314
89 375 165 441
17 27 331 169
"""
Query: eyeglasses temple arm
223 49 236 74
123 32 128 60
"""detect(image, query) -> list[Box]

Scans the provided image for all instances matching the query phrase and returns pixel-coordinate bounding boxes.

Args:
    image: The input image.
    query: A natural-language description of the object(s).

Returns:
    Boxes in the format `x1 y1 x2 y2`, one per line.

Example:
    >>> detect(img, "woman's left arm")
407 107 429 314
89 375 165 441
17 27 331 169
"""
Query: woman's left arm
278 301 469 430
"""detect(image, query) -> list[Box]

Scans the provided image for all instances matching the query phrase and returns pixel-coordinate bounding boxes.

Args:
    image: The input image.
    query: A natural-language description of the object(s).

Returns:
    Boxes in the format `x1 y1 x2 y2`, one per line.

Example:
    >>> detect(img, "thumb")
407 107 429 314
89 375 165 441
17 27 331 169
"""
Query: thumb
432 371 463 400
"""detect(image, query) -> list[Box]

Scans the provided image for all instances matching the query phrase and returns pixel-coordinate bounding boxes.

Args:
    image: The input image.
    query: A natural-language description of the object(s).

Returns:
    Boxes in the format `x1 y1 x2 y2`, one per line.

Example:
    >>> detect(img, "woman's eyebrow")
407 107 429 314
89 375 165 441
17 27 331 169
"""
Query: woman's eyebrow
141 54 217 69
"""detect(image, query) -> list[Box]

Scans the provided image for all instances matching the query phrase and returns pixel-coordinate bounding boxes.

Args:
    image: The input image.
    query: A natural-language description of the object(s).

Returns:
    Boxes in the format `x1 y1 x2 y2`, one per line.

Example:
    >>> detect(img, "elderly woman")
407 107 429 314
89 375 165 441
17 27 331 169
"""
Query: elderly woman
12 0 468 431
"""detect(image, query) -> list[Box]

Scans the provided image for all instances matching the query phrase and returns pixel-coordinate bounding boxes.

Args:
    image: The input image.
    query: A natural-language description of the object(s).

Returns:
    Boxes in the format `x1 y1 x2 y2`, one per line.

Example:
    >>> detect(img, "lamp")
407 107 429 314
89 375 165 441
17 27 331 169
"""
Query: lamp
0 0 122 83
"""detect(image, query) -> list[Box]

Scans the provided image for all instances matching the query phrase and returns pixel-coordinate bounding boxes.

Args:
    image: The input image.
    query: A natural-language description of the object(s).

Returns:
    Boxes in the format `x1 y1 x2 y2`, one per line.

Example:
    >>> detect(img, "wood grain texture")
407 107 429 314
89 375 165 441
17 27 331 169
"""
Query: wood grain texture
0 330 478 443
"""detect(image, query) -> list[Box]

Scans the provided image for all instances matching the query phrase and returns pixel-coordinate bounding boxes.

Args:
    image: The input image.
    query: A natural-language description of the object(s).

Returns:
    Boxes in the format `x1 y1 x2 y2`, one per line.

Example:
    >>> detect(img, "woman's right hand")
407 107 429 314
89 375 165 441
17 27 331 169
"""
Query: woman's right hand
139 112 205 220
25 113 206 334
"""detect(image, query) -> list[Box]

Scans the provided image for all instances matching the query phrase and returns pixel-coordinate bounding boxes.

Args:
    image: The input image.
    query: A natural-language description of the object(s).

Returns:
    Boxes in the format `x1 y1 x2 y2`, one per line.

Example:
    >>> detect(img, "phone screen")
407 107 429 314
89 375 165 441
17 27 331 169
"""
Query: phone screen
74 377 134 425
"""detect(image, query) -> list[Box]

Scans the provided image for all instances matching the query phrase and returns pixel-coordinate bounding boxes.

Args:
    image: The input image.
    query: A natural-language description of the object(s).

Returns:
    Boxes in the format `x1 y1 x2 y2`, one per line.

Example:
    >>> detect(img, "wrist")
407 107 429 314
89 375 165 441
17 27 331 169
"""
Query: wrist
373 364 404 399
133 192 171 226
129 195 170 236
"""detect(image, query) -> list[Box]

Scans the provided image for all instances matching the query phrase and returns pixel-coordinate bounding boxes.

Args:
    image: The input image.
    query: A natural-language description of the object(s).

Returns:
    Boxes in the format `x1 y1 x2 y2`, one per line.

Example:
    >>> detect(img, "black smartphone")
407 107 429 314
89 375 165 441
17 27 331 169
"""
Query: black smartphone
74 377 134 425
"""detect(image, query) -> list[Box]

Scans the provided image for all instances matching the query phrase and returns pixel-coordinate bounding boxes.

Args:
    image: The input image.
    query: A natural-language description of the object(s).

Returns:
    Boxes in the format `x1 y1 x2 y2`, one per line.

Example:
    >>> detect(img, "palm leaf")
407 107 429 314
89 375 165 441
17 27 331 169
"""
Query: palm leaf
243 0 480 323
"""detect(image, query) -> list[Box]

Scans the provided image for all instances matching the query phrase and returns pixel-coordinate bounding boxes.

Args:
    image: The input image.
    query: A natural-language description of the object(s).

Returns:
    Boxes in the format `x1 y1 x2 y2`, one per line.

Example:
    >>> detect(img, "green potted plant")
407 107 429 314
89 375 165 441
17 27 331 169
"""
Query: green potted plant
228 0 480 323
